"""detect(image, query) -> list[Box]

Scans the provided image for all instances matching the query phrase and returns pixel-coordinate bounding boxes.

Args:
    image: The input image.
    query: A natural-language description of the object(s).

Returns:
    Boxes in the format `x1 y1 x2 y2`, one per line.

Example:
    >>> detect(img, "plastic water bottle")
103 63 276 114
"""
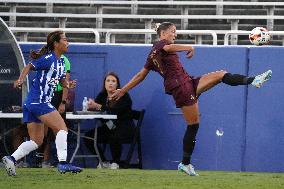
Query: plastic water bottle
82 97 88 111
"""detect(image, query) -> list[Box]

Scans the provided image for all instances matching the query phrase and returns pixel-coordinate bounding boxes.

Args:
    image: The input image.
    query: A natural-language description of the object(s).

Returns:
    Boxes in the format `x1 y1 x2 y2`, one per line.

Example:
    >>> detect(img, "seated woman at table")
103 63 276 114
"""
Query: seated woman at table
84 72 135 169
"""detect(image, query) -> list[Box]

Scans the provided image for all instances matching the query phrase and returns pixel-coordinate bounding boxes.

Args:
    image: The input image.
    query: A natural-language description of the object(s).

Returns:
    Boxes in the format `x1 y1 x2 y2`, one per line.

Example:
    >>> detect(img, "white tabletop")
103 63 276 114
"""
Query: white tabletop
0 112 117 120
66 113 117 120
0 112 22 118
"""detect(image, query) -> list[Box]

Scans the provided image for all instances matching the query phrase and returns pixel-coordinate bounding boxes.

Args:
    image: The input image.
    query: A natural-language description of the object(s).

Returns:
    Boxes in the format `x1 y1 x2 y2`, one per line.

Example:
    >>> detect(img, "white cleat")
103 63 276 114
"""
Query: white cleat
97 161 111 169
110 162 119 170
178 162 199 176
2 156 16 176
251 70 272 88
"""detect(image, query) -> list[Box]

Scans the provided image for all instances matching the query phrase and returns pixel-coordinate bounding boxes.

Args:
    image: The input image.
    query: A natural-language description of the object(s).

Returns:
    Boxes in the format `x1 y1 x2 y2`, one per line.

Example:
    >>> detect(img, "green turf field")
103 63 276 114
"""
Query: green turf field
0 168 283 189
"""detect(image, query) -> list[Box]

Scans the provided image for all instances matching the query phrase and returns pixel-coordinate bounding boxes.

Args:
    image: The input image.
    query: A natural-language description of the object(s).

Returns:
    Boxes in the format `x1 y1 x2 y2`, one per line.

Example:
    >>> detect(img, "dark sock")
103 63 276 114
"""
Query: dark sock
222 73 255 86
10 156 16 163
182 123 199 165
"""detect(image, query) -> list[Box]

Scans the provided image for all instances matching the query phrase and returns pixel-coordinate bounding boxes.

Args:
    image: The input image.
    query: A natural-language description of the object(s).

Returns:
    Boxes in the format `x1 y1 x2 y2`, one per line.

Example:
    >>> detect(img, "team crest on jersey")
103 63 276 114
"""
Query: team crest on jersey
190 95 196 100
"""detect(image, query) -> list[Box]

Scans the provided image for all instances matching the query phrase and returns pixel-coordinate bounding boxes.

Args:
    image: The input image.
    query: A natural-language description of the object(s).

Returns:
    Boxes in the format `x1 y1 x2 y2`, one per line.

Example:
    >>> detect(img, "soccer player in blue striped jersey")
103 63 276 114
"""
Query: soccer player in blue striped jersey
2 30 82 176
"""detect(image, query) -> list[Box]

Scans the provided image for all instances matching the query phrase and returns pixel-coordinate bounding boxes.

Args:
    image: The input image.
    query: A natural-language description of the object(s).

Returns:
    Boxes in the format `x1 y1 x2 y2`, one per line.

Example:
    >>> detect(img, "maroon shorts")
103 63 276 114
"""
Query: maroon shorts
171 76 200 108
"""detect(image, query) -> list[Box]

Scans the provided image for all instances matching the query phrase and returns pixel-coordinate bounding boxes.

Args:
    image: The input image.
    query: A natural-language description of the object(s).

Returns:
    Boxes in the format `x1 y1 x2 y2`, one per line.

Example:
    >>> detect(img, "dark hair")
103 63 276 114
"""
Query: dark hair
30 30 64 60
100 72 121 94
156 22 175 37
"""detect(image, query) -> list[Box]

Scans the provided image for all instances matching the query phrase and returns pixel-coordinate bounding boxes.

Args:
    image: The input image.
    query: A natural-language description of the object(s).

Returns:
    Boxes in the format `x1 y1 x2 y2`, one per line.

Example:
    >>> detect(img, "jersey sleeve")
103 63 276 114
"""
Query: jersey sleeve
156 39 169 52
31 53 54 71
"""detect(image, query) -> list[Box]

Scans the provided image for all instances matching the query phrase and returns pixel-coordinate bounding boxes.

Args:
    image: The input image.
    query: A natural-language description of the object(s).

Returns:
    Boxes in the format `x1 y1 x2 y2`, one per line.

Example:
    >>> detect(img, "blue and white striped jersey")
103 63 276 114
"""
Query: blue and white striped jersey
25 52 66 104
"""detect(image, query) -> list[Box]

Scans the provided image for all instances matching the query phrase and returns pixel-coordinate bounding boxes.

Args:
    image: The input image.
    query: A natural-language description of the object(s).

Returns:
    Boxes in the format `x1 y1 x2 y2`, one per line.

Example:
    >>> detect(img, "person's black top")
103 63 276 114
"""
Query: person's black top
92 91 133 126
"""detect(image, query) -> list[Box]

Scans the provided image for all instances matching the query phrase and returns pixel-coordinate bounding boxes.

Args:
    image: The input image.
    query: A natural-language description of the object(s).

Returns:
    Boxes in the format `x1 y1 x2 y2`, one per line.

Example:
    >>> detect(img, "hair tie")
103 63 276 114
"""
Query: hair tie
152 23 161 32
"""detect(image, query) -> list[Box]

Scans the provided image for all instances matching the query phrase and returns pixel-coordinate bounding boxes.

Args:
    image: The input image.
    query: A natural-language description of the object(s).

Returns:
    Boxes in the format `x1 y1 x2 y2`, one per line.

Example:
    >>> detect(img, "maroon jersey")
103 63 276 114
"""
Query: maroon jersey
144 39 191 94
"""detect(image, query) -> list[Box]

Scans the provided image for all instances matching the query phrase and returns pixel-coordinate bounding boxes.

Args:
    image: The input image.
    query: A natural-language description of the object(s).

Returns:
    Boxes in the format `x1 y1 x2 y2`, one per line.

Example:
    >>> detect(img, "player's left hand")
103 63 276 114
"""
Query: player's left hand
14 79 23 89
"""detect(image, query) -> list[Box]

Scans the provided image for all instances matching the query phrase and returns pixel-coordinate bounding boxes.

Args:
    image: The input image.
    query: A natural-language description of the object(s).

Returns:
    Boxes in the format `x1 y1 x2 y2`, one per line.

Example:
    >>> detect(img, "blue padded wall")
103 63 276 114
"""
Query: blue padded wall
181 46 248 171
19 44 282 172
246 47 284 172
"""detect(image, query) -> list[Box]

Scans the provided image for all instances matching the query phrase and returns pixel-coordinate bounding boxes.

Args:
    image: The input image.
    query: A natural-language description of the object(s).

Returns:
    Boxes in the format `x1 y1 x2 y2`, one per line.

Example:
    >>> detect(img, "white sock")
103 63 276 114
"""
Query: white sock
11 140 38 161
55 130 68 162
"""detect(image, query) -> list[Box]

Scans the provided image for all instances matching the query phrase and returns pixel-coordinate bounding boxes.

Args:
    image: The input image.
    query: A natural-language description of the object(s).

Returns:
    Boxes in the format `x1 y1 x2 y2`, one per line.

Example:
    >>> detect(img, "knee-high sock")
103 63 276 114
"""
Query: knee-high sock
222 73 255 86
55 130 68 162
11 140 38 161
182 124 199 165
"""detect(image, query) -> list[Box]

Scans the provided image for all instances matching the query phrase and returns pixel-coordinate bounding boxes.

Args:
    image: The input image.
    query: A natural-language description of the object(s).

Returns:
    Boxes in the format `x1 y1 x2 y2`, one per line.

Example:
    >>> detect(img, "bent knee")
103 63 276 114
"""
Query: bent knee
217 70 228 76
184 114 200 124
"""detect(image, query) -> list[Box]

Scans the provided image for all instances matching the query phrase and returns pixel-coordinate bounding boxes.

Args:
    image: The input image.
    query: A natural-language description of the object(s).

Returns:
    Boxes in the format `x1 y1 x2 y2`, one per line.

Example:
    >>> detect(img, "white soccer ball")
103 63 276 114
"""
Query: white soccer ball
249 27 270 46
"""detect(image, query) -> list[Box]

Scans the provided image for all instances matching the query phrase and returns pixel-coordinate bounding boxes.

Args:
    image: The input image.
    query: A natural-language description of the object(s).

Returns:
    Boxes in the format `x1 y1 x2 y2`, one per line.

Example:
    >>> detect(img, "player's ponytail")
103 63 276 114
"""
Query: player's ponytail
30 45 48 60
30 30 64 60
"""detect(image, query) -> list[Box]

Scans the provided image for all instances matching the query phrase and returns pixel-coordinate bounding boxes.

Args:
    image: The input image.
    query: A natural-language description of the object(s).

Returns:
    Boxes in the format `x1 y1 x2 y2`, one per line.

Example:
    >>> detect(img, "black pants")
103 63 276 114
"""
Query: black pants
51 90 66 120
84 120 135 163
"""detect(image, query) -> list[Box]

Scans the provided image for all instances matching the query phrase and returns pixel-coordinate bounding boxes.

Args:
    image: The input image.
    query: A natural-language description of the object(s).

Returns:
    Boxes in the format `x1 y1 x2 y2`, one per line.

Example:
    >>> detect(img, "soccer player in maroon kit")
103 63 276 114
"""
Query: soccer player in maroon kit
111 22 272 176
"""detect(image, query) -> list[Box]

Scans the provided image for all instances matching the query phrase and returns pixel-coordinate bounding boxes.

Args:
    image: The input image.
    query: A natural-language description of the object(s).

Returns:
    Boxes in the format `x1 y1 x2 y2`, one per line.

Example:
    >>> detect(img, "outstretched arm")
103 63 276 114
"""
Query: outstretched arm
163 44 194 58
111 68 149 100
14 63 34 89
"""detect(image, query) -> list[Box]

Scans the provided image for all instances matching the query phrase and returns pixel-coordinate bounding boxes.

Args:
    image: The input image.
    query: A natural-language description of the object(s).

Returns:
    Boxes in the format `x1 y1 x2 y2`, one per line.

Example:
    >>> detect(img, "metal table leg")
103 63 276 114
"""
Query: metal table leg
93 126 102 165
69 120 102 166
69 121 80 163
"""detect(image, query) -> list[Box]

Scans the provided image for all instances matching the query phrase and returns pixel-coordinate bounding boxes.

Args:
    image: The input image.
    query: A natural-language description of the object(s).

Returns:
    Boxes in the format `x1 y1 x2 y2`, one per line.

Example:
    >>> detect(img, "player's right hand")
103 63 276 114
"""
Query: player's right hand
110 89 125 101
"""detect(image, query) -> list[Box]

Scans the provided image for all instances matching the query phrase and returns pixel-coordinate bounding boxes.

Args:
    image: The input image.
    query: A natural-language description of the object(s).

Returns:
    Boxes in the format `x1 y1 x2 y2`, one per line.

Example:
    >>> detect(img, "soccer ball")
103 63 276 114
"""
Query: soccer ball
249 27 270 46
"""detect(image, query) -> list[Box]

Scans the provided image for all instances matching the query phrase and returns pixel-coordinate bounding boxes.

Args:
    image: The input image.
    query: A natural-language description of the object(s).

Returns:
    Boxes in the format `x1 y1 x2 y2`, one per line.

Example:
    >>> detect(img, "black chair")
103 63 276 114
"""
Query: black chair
122 109 145 169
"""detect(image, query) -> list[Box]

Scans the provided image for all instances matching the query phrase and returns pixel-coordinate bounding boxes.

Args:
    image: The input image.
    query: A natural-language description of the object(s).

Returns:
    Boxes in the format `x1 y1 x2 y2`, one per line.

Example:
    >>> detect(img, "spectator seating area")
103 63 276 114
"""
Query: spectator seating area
1 0 284 45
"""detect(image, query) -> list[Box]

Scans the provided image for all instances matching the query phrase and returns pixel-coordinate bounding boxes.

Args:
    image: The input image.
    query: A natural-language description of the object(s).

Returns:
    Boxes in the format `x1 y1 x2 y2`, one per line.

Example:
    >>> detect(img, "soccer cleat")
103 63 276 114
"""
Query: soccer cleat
57 163 83 174
97 161 111 169
41 161 54 168
251 70 272 88
2 156 16 176
110 162 119 170
178 162 199 176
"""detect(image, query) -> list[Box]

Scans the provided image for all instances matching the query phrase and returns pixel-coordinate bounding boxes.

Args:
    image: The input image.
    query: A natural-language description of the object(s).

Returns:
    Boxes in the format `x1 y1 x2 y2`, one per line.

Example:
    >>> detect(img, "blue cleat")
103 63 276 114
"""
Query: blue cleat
251 70 272 88
57 163 82 174
178 162 199 176
2 156 16 176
